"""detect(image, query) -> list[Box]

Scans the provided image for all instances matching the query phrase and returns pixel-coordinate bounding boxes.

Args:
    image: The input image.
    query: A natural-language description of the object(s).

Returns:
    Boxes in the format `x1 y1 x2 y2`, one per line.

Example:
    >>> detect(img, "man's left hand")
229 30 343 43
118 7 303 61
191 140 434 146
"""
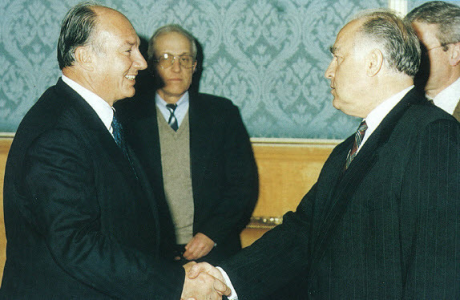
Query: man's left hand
183 233 215 260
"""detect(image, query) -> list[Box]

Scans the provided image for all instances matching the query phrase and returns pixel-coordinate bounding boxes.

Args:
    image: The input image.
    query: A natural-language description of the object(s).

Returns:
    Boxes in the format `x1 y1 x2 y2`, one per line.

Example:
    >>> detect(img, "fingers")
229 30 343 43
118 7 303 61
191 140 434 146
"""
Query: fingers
188 262 223 280
213 277 232 296
183 234 215 260
182 269 224 300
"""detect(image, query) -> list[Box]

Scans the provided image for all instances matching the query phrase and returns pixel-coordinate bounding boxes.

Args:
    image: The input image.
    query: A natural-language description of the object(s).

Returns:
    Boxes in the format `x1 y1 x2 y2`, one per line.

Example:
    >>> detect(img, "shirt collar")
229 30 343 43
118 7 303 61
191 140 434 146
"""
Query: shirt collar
62 75 114 132
155 91 190 125
155 91 190 108
432 77 460 115
359 85 414 148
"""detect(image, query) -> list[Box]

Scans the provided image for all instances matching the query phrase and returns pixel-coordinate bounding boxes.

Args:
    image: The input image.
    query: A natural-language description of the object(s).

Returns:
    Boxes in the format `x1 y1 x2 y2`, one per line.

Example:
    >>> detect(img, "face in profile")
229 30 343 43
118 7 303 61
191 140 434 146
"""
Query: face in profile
152 32 197 103
324 20 371 118
88 8 147 105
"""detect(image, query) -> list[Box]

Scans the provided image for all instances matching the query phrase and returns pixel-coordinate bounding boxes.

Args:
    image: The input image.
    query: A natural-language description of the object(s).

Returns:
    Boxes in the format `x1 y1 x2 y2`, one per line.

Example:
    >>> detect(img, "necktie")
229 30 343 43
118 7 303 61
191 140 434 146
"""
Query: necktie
345 120 368 170
112 110 138 179
166 104 179 131
111 111 126 150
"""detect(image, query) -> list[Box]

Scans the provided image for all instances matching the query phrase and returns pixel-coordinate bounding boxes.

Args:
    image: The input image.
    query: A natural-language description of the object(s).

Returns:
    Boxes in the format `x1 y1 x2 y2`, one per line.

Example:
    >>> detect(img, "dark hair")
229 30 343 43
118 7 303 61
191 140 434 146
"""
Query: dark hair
57 2 99 70
405 1 460 49
354 9 421 77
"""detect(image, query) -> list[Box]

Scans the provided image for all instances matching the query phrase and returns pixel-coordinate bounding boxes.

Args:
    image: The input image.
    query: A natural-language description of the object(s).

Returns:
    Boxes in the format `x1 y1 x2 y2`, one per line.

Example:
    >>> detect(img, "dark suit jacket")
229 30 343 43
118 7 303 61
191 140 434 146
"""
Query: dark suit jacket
1 79 184 299
117 89 258 264
221 88 460 299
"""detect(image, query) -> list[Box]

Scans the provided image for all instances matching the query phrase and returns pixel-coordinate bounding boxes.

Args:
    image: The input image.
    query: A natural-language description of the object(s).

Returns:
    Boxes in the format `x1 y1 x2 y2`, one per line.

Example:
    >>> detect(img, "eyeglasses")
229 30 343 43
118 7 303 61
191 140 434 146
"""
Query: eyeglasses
154 53 196 69
423 42 455 55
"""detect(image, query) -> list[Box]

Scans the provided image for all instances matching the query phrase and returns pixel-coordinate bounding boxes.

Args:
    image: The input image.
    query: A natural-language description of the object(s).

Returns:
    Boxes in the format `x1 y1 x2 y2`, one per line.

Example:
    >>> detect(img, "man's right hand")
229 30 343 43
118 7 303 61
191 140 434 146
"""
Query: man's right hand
181 262 231 300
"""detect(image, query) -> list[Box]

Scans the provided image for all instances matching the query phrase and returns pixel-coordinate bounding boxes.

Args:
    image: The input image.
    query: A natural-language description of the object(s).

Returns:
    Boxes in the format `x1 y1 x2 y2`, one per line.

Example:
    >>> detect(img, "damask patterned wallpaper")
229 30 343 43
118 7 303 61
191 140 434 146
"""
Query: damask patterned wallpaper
2 0 399 138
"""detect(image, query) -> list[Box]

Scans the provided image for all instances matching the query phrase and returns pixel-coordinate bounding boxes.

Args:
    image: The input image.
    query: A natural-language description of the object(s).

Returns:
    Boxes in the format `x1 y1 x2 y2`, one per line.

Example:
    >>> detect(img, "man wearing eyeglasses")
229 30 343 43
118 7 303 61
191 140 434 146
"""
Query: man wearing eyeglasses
405 1 460 121
118 24 258 266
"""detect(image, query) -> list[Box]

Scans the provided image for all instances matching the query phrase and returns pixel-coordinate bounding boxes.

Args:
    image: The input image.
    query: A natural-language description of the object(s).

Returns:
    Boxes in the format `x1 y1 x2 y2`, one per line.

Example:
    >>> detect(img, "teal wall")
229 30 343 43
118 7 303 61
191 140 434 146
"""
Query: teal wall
1 0 393 138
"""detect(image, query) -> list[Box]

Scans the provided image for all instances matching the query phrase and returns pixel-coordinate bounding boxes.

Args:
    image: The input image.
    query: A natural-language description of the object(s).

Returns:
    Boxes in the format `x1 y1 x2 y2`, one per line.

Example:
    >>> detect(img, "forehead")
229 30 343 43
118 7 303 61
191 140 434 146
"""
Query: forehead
332 20 362 54
155 32 192 53
411 21 440 47
95 8 139 45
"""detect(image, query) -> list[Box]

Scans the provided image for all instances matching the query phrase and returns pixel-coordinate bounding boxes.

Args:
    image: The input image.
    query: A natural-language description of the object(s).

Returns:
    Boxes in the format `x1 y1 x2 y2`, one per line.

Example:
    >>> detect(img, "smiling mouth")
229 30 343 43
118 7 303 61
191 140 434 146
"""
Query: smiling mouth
125 75 136 81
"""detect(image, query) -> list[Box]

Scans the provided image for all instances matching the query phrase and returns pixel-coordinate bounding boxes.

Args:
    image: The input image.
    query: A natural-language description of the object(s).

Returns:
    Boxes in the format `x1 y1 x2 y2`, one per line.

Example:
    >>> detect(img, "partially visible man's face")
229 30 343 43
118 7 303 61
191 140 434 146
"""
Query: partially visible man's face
411 21 452 97
89 8 147 105
324 20 372 118
153 32 196 104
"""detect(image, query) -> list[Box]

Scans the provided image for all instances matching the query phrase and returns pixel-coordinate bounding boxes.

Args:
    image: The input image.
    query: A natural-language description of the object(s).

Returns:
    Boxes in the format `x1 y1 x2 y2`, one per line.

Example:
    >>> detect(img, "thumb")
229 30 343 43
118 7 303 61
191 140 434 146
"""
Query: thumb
188 262 208 279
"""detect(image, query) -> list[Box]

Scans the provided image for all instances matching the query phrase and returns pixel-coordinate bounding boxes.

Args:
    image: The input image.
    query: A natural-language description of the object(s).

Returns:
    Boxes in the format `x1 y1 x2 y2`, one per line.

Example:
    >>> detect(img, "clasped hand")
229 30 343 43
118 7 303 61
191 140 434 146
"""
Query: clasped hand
181 262 231 300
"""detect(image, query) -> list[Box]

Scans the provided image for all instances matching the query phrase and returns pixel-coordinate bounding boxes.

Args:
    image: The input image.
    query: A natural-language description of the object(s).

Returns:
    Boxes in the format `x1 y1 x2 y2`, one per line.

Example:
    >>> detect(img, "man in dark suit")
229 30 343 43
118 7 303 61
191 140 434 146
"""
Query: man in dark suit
118 25 258 265
1 4 228 300
189 9 460 299
405 1 460 121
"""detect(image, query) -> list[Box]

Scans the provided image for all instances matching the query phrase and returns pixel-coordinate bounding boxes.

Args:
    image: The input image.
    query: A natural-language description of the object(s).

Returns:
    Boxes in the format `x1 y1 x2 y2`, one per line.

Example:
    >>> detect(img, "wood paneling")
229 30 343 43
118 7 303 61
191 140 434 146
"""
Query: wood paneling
0 138 12 282
240 139 336 247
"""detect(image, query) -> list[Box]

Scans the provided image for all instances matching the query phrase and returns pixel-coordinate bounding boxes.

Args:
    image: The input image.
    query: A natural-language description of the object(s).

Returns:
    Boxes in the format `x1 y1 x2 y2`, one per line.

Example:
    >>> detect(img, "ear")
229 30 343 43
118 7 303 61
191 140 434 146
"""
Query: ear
366 49 384 77
449 42 460 67
74 46 95 71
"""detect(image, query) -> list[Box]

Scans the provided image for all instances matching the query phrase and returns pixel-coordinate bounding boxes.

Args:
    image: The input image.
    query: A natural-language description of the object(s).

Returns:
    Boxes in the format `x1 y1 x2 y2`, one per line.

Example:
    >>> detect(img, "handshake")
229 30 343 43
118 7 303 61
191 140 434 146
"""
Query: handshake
181 262 232 300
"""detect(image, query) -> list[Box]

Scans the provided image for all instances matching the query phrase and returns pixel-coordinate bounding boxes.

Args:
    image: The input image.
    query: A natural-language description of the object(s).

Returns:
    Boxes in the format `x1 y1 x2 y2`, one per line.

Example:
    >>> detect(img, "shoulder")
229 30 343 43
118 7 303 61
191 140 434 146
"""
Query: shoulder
191 93 239 114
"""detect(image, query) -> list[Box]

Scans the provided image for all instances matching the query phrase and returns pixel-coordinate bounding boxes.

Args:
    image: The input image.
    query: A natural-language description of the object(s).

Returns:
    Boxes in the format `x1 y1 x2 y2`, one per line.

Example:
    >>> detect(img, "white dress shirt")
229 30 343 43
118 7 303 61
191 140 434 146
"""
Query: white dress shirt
431 77 460 115
358 85 414 152
219 85 415 300
61 75 115 134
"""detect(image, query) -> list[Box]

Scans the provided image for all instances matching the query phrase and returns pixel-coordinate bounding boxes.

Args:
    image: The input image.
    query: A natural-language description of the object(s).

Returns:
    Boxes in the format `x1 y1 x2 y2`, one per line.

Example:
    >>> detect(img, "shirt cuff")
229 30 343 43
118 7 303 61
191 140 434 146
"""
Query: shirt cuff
216 267 238 300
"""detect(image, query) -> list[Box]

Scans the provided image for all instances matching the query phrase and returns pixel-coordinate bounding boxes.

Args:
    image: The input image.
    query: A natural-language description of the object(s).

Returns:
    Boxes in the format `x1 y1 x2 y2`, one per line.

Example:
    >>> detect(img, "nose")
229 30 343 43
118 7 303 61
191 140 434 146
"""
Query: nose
171 58 181 72
324 60 335 79
133 49 148 70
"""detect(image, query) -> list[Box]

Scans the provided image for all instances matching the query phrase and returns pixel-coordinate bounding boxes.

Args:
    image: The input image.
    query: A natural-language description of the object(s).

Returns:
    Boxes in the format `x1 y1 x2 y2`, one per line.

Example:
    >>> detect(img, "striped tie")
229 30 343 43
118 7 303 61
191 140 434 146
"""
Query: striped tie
166 104 179 131
345 120 368 170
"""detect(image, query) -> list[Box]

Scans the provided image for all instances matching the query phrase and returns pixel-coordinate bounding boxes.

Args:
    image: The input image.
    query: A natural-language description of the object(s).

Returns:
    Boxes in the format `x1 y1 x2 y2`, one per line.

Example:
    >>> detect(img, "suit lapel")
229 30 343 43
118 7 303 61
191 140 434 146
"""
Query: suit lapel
453 99 460 122
189 93 211 201
310 88 424 275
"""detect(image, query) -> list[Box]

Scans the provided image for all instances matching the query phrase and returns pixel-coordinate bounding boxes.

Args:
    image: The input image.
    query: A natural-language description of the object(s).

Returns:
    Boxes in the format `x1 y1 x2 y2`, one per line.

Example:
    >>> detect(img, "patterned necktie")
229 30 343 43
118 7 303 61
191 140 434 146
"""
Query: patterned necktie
345 120 368 170
166 104 179 131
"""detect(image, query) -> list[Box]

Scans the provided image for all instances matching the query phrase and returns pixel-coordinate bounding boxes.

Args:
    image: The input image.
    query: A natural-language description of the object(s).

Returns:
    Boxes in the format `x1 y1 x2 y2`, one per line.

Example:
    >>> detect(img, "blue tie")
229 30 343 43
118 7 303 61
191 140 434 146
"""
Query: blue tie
111 111 126 150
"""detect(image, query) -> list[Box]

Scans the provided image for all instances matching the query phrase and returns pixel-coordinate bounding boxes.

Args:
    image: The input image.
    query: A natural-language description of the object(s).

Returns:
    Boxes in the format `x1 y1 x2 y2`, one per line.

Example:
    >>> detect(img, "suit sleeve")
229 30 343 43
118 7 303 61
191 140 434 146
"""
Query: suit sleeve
23 129 184 299
401 119 460 298
219 182 316 299
198 105 259 245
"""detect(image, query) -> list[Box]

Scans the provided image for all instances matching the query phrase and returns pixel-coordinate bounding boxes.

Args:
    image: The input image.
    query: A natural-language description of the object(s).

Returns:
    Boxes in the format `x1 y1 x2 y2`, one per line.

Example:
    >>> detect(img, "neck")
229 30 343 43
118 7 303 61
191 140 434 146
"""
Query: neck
425 73 460 98
157 90 186 104
358 74 413 118
62 67 115 106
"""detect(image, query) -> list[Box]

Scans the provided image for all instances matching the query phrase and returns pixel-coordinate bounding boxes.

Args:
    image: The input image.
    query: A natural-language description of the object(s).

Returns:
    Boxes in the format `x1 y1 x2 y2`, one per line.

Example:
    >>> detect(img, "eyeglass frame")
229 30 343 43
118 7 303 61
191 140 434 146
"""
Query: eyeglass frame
153 53 197 69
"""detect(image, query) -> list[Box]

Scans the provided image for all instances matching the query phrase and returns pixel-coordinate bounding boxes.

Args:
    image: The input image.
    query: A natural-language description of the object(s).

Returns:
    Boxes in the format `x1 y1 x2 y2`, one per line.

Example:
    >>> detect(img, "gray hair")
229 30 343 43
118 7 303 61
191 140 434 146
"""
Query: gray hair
405 1 460 49
353 9 421 77
147 24 197 62
57 2 105 70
